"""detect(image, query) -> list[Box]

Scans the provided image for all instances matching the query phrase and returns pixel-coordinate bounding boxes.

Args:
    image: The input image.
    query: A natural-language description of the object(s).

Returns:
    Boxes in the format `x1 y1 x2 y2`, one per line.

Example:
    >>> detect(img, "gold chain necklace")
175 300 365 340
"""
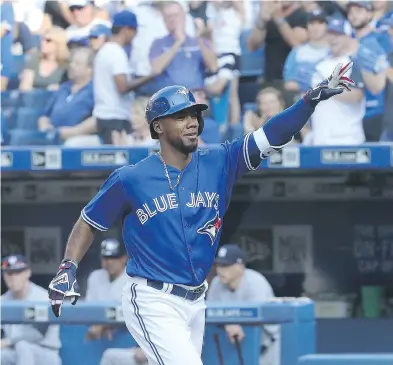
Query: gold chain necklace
157 152 182 191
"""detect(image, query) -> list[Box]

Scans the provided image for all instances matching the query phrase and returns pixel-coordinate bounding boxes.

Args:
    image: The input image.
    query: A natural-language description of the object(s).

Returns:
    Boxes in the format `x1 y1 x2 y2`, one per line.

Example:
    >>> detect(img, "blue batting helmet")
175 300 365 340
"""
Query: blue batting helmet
145 85 208 139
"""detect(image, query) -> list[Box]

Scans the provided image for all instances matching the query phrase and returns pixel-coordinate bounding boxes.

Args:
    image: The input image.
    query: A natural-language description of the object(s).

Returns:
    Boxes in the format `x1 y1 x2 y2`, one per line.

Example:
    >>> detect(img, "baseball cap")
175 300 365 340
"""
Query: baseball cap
214 244 245 266
112 10 138 29
89 24 111 38
327 17 353 36
347 0 373 11
1 255 30 272
101 238 127 258
69 0 92 8
307 9 328 23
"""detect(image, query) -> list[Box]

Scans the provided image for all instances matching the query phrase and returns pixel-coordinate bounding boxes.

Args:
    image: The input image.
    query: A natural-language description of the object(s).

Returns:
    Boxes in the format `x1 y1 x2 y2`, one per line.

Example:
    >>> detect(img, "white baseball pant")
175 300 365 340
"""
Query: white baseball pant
122 277 207 365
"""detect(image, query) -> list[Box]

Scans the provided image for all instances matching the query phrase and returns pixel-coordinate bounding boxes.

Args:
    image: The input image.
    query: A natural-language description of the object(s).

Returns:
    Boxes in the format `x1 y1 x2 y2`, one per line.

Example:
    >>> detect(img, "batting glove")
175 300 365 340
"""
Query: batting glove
303 62 355 107
48 259 80 317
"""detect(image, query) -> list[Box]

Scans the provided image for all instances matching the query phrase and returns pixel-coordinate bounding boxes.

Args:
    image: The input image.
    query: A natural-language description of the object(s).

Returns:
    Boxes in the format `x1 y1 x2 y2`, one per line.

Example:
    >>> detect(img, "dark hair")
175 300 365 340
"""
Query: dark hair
111 25 122 35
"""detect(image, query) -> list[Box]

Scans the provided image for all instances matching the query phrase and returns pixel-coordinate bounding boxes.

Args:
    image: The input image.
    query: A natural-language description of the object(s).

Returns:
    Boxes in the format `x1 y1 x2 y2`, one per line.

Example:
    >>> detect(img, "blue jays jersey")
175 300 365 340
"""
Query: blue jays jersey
82 129 285 286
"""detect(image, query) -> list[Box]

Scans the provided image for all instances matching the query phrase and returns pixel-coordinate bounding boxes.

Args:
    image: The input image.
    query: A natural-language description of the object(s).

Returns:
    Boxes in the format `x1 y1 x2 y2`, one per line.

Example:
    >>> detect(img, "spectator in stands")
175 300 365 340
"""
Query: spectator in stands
1 255 61 365
88 23 111 52
347 1 389 142
372 0 393 29
207 244 280 365
35 47 95 143
247 1 308 88
243 87 285 135
149 1 217 93
43 0 73 30
192 88 221 144
204 1 243 127
93 10 158 145
380 15 393 141
19 26 69 92
66 0 111 42
12 0 47 34
130 1 196 84
306 17 366 145
1 0 14 91
283 10 330 94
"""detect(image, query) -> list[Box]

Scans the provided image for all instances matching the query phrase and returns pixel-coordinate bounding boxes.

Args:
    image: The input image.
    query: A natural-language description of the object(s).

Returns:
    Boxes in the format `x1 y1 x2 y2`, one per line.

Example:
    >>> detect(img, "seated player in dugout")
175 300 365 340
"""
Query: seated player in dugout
49 63 355 365
85 238 129 340
1 255 62 365
207 245 280 365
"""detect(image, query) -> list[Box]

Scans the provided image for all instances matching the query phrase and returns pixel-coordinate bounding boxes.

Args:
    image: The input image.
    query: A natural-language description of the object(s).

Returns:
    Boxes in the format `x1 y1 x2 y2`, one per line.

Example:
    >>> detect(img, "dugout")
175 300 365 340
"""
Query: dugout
1 144 393 353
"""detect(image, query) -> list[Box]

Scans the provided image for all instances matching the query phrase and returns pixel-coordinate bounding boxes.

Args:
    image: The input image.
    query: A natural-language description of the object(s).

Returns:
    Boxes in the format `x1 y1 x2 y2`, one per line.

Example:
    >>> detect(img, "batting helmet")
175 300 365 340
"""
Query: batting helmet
145 85 208 139
100 238 127 258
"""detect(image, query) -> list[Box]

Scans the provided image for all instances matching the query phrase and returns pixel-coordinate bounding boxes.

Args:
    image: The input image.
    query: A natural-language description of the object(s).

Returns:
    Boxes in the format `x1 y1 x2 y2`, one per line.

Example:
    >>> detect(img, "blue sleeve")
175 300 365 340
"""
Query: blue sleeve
43 92 59 117
283 48 298 82
81 169 127 231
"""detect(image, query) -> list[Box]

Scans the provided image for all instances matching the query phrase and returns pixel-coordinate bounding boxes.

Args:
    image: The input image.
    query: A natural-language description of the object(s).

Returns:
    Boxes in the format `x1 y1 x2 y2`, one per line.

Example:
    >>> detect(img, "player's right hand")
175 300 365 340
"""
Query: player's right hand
48 259 80 317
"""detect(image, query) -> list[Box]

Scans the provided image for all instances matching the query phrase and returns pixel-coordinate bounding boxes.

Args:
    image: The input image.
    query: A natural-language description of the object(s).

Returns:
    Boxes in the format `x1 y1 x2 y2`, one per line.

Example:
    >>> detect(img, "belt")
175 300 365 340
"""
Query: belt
146 279 206 301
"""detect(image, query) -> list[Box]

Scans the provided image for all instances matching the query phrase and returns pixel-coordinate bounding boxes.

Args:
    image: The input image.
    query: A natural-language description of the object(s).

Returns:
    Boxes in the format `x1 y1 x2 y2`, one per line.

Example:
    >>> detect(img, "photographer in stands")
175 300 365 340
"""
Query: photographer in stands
1 255 61 365
208 244 280 365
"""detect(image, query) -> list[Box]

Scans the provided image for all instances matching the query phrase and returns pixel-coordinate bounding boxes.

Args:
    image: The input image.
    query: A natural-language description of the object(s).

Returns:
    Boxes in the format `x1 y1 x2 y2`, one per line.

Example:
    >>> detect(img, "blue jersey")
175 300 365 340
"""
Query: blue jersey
82 131 273 286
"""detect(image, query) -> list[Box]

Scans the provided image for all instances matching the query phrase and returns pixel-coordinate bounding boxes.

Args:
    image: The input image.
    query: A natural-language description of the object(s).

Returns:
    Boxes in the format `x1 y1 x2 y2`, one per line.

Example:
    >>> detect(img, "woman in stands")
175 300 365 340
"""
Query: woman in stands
19 26 69 92
243 87 285 134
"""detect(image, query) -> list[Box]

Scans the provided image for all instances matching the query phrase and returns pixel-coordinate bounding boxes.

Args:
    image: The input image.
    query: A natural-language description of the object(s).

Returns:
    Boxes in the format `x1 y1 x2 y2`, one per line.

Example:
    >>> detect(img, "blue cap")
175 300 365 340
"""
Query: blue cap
215 244 245 266
327 17 353 36
67 36 89 47
1 255 30 272
101 238 127 258
113 10 138 29
89 24 111 38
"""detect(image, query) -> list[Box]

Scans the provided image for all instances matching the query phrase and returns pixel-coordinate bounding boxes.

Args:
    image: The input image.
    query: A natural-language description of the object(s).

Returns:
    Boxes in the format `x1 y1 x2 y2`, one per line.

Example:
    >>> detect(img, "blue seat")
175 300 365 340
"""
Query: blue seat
15 107 43 130
209 84 231 125
1 90 20 108
20 89 55 109
298 354 393 365
2 107 17 131
8 55 25 90
239 30 264 77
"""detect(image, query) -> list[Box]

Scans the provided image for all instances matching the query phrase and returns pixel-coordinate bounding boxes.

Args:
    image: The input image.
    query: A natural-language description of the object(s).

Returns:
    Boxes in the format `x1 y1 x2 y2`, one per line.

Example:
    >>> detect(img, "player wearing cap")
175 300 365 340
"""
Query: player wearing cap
1 255 61 365
49 62 354 365
85 238 128 340
208 245 279 365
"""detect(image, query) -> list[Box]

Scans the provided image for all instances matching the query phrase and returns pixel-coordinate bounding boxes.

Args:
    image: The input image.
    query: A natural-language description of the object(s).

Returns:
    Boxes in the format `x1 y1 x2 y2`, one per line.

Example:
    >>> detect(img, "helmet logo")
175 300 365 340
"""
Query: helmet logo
175 87 189 101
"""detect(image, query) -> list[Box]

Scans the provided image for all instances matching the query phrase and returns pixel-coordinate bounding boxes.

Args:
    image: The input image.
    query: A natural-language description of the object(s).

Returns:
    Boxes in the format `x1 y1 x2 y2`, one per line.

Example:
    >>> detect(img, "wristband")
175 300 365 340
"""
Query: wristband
61 258 79 269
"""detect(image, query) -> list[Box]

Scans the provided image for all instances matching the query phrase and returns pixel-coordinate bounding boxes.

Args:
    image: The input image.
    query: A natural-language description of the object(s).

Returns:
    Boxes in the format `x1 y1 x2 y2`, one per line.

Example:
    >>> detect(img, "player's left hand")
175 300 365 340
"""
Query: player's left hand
48 259 80 317
303 62 355 107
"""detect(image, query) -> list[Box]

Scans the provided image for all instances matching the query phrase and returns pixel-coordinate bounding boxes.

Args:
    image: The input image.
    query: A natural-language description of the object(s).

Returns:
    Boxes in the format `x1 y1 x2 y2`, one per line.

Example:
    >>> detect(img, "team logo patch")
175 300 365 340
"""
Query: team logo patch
197 212 222 245
197 195 221 245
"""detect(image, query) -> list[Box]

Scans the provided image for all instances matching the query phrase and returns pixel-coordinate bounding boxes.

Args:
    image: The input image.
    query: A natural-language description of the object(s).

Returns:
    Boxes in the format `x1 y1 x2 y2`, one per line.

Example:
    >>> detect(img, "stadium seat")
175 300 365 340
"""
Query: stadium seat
8 55 25 90
239 29 264 78
15 107 43 130
209 84 231 125
20 89 55 109
1 90 20 108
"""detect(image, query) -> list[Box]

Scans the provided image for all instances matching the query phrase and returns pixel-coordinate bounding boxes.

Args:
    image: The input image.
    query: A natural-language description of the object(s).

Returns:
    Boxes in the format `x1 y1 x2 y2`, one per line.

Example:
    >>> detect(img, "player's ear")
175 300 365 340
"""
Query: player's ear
153 121 163 136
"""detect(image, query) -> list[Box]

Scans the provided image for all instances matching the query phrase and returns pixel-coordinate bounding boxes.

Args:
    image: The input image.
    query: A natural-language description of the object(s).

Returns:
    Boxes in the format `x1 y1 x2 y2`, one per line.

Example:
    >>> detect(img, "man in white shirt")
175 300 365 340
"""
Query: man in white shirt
93 10 157 144
66 0 111 42
307 17 366 145
208 244 280 365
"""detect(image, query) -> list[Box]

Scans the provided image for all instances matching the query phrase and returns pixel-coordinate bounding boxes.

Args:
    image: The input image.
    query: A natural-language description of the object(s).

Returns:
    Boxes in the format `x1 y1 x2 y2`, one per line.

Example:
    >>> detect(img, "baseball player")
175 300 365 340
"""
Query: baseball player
85 238 129 341
1 255 61 365
48 63 354 365
208 244 280 365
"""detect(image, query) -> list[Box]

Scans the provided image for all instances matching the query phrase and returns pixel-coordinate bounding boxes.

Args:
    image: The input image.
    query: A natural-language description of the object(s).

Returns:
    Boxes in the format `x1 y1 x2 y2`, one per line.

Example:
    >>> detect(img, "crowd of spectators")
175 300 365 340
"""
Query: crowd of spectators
1 0 393 147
